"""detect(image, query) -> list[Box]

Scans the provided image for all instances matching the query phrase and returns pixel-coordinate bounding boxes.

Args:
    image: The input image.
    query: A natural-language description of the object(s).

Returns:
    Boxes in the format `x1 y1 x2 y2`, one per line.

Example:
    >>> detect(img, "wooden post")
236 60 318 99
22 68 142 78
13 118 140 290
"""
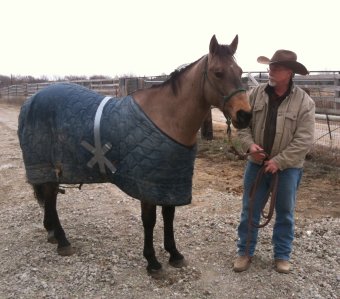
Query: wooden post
335 73 340 110
335 72 340 98
119 78 127 96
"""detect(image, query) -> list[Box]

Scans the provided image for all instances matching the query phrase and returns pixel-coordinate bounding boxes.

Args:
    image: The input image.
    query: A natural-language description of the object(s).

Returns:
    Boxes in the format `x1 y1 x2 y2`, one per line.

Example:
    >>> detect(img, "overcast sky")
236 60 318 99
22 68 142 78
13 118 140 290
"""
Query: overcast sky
1 0 339 79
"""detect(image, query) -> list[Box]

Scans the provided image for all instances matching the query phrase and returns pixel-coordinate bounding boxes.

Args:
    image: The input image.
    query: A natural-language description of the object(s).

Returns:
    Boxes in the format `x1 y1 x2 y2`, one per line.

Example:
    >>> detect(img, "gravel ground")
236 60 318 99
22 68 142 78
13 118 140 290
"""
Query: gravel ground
0 104 339 299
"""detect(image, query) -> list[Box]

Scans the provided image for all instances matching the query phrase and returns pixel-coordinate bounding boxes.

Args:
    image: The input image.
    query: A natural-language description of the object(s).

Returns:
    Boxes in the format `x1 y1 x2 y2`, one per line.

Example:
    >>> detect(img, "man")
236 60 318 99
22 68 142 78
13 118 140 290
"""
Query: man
234 50 315 273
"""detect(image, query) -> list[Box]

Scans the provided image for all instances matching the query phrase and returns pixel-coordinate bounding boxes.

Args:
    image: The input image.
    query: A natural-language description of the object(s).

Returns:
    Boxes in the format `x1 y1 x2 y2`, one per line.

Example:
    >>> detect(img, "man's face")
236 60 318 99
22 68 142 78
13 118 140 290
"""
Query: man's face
268 64 293 87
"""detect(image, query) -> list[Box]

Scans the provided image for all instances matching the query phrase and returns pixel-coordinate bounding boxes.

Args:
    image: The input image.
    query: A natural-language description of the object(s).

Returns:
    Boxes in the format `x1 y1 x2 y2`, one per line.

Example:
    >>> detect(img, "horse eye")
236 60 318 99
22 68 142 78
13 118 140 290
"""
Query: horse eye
214 72 224 79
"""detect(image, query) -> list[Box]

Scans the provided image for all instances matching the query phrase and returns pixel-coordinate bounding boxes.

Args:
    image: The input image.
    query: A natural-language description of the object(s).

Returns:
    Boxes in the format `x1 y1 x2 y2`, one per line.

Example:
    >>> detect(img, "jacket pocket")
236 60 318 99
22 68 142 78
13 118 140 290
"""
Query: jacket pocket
251 103 265 142
276 112 297 152
284 112 298 129
252 103 265 123
253 103 265 112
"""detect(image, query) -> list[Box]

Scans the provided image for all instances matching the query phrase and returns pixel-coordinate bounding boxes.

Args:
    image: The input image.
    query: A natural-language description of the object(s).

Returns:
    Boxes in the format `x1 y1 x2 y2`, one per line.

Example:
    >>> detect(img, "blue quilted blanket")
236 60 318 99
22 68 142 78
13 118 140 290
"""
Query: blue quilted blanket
18 83 196 206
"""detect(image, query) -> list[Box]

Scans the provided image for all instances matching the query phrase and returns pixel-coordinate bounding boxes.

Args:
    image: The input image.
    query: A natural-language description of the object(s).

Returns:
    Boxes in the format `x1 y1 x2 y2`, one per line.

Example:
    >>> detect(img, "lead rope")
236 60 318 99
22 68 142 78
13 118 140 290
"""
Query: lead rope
226 117 232 140
244 153 279 257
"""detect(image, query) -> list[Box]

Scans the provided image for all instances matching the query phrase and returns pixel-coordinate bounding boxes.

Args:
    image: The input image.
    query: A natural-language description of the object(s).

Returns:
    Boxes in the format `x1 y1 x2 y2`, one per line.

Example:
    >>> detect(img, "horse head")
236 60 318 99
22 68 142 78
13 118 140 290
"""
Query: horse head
203 35 251 129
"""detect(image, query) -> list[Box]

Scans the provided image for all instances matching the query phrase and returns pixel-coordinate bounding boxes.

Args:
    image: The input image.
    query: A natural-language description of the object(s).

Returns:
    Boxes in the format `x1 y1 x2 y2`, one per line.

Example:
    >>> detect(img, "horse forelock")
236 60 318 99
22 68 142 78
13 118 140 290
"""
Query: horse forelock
215 44 235 59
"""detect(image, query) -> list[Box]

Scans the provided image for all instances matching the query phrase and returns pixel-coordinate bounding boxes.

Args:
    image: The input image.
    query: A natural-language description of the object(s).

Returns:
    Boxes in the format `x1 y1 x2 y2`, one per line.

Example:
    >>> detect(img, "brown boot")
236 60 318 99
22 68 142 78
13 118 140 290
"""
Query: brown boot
274 259 291 274
233 255 251 272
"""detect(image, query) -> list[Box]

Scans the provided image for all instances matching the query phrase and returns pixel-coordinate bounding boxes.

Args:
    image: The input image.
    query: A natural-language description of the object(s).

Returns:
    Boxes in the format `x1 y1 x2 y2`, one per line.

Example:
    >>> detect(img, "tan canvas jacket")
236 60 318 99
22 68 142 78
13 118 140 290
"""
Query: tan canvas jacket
237 83 315 170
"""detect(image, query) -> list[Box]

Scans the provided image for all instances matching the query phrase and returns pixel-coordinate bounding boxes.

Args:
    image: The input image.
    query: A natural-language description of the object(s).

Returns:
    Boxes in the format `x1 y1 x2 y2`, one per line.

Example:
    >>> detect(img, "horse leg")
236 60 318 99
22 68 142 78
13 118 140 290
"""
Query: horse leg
162 205 187 268
33 182 74 256
141 201 163 276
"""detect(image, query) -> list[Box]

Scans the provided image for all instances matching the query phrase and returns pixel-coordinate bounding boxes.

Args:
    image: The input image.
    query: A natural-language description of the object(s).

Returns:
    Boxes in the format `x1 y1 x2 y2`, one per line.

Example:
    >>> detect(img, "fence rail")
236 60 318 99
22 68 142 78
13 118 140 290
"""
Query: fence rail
1 73 339 148
2 72 339 114
0 76 169 100
0 79 121 98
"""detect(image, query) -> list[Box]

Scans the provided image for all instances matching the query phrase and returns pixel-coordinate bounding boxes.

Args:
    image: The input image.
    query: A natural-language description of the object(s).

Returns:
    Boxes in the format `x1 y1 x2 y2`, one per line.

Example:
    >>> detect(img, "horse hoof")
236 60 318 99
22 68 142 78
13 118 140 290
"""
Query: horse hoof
169 258 188 268
47 231 57 244
47 236 58 244
147 267 166 279
57 246 75 256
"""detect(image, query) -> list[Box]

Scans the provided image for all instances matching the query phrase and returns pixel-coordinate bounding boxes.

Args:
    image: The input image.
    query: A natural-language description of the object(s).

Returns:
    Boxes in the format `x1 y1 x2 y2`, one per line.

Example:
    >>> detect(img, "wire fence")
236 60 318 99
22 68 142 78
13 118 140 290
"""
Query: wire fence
314 117 340 149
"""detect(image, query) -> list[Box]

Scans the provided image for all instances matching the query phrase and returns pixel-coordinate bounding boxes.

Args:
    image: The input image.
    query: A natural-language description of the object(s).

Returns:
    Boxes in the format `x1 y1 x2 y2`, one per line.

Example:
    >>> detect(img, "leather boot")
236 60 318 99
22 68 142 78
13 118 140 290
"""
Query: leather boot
233 255 251 272
275 259 291 274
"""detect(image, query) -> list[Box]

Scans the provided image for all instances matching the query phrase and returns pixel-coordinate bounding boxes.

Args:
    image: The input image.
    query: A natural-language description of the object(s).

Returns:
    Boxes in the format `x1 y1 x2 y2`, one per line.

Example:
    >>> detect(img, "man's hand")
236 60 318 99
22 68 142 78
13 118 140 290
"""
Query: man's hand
249 144 266 162
264 159 279 173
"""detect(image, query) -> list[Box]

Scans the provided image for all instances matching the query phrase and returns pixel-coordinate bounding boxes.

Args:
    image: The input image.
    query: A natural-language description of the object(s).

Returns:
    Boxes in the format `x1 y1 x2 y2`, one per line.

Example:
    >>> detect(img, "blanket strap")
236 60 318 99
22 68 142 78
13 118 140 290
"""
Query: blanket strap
81 96 116 174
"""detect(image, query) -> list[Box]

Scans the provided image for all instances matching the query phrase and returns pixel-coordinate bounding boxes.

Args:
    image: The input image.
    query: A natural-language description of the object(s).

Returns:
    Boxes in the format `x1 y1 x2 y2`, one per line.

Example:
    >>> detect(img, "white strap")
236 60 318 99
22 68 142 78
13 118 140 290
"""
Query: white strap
81 96 116 174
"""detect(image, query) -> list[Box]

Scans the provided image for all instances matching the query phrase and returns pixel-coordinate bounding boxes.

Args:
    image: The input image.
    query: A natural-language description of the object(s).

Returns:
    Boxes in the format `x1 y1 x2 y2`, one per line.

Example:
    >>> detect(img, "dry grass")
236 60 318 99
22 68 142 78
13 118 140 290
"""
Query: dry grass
308 144 340 167
198 134 340 184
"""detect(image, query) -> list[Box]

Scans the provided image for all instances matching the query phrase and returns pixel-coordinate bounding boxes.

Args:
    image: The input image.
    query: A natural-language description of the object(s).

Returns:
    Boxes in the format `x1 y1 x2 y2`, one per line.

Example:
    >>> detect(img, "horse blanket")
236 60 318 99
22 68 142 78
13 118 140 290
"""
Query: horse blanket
18 83 196 206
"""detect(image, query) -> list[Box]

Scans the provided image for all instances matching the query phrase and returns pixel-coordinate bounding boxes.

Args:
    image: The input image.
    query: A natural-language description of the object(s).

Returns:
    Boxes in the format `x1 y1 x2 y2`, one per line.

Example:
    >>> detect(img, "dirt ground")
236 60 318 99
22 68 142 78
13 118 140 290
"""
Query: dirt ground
0 103 339 298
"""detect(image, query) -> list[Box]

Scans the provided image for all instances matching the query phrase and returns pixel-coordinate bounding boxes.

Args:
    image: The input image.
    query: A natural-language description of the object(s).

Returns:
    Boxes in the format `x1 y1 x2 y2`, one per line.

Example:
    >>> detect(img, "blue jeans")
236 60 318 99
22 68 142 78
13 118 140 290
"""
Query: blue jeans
237 161 302 260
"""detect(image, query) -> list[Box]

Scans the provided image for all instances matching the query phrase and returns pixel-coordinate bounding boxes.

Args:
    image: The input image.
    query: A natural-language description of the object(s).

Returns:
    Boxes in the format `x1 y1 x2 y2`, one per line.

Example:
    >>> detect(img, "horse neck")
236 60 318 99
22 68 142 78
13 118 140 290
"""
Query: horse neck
133 59 209 146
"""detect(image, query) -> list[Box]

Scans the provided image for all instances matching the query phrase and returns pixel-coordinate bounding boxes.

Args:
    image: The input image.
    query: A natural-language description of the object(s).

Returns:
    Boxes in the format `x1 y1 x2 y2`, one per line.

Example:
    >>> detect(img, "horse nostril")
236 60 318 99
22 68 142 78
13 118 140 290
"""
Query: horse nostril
236 110 252 127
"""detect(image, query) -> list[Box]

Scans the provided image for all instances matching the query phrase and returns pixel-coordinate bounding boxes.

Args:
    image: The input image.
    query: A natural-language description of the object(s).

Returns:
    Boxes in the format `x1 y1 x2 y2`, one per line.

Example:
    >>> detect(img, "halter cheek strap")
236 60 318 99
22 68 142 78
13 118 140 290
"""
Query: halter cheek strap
202 58 246 117
203 70 246 103
202 56 246 136
221 87 246 134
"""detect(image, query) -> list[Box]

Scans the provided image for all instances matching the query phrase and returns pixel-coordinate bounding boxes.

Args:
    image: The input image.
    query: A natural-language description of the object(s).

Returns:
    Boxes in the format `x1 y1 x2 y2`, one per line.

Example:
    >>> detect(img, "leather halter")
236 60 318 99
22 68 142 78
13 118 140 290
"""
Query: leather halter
202 56 246 121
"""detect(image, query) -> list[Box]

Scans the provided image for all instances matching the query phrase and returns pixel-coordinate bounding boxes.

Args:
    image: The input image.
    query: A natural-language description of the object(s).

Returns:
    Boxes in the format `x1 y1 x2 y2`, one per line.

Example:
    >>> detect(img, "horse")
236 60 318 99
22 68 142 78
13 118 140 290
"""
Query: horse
18 34 252 278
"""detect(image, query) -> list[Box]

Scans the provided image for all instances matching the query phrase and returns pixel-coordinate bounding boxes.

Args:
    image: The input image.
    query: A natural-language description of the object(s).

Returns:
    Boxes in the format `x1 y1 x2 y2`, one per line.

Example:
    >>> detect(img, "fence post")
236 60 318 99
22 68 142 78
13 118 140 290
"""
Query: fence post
326 114 333 140
119 78 127 96
336 72 340 99
334 72 340 111
126 78 139 95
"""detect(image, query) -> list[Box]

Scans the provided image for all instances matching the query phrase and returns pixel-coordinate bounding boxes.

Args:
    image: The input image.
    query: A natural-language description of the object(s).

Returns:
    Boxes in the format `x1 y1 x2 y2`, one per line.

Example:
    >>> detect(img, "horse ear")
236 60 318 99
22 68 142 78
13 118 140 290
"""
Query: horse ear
209 35 219 55
229 35 239 55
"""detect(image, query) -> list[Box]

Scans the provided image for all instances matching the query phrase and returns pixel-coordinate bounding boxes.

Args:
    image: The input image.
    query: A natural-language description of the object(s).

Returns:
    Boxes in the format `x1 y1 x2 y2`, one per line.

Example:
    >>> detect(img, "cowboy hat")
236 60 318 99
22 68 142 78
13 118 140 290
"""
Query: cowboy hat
257 50 308 75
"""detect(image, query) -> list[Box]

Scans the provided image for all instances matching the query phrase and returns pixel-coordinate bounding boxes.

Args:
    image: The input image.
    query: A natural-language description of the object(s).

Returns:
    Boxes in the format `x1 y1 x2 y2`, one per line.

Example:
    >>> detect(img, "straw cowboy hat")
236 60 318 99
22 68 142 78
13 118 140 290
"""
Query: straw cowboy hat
257 50 309 75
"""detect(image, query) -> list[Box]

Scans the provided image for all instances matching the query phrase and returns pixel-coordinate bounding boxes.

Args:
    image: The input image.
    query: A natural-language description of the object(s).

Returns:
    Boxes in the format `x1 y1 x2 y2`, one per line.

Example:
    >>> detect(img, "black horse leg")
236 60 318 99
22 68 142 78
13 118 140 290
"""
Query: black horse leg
33 182 74 256
162 205 187 268
141 201 162 274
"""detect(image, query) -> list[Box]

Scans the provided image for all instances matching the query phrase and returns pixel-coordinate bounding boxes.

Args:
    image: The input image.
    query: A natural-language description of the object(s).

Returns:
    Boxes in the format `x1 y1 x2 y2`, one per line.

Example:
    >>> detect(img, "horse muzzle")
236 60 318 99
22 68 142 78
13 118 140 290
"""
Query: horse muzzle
233 109 252 129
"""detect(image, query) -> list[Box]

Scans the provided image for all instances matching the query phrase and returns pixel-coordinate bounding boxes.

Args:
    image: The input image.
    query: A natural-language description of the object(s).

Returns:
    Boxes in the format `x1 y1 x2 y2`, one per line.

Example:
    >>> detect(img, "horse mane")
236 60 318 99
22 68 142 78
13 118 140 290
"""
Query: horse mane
149 44 235 96
150 56 205 96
